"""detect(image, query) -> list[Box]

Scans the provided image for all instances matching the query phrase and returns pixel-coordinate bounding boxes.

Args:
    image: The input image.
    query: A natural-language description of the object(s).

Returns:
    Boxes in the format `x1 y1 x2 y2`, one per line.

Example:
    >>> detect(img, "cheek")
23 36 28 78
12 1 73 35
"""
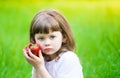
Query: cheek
36 42 44 49
53 38 62 47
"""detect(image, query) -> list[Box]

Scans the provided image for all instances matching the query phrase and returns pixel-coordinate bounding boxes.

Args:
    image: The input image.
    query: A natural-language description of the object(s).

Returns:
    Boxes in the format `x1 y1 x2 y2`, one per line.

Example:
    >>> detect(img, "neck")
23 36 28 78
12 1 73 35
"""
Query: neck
44 52 59 61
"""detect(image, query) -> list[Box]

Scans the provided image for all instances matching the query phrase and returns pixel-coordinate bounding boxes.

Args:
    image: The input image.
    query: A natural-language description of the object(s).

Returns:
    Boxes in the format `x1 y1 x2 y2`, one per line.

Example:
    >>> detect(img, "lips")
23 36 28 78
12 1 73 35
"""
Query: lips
44 48 52 52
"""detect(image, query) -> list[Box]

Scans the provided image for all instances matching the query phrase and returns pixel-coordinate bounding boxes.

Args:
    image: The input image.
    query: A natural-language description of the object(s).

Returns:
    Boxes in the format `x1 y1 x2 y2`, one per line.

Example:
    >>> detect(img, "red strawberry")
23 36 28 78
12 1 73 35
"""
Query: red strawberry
29 42 41 57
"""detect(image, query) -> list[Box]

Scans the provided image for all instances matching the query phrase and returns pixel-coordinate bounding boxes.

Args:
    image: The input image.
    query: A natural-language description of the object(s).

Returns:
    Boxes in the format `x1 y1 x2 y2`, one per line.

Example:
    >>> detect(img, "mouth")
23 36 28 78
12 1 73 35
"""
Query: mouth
44 48 52 52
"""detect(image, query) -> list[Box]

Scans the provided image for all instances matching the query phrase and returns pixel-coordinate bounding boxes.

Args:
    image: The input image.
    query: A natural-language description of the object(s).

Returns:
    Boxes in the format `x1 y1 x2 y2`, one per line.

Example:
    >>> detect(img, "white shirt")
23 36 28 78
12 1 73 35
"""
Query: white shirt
44 51 84 78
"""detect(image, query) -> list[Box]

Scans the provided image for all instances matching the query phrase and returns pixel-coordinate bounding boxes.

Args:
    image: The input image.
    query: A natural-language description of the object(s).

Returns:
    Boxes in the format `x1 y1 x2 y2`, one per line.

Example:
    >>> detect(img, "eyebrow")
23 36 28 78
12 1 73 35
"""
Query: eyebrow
36 32 57 37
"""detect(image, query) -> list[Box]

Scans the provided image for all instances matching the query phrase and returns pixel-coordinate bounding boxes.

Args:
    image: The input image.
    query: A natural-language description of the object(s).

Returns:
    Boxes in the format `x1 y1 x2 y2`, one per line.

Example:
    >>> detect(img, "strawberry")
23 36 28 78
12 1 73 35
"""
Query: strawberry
29 42 41 57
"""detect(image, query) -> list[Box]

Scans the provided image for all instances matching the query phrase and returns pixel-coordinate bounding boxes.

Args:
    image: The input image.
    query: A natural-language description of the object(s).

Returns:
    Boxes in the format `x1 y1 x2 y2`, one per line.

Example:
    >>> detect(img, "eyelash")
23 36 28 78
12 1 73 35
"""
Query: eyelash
50 35 55 39
37 35 56 41
38 37 45 41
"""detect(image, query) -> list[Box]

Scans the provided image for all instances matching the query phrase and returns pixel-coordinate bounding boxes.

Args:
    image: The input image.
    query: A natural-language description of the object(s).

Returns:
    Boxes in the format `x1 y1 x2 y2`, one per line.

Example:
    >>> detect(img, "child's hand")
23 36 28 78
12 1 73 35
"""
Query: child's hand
23 47 44 69
25 42 41 57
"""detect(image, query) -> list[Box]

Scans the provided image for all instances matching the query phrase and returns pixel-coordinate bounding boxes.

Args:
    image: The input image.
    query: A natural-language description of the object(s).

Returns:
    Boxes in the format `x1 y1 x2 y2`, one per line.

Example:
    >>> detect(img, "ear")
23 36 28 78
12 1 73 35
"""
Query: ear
62 35 67 43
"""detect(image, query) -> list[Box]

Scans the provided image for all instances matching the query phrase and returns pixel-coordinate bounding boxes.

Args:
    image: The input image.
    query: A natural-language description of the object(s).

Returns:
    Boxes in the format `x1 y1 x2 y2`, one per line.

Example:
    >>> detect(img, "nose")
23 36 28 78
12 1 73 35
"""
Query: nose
44 39 51 46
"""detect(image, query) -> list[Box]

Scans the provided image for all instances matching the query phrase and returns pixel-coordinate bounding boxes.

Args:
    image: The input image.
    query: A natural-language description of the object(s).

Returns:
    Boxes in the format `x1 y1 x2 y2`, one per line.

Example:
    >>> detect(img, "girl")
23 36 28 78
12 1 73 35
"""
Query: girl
23 9 84 78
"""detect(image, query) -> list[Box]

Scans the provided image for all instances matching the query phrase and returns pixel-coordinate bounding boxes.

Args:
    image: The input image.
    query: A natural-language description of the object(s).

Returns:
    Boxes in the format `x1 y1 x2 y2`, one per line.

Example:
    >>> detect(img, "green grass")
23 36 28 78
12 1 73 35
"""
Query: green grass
0 1 120 78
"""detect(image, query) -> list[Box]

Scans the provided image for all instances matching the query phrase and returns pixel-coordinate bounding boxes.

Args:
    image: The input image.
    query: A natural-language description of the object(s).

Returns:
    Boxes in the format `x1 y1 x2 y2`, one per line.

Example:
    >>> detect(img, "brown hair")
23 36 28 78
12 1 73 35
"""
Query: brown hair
30 9 76 52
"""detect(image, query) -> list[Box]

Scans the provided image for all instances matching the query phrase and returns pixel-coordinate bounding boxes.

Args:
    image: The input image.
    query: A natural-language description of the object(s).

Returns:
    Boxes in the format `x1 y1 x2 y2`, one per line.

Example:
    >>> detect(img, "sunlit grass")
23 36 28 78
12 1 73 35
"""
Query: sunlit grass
0 0 120 78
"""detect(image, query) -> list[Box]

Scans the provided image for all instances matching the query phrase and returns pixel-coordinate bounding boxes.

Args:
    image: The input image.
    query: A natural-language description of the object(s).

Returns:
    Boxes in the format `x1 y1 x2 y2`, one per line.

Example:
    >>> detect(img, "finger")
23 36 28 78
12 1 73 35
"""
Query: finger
28 49 38 59
23 50 29 58
38 50 44 61
23 45 29 53
23 49 33 61
38 50 42 57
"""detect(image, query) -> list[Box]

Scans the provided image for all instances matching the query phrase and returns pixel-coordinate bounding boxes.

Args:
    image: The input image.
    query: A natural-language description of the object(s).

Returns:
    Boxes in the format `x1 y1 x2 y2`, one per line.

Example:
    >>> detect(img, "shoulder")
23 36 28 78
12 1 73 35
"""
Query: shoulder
59 51 80 62
57 51 81 67
56 51 84 78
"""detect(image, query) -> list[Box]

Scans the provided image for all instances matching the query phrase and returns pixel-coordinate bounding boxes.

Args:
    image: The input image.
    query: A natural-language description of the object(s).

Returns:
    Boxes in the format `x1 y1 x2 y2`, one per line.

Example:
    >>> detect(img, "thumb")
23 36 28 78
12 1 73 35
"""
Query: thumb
38 50 43 57
38 50 44 61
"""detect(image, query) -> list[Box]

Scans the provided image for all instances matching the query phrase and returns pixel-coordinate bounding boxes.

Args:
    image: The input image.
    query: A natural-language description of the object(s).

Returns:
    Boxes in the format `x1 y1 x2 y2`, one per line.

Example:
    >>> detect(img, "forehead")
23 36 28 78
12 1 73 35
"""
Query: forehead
35 31 62 37
32 14 61 34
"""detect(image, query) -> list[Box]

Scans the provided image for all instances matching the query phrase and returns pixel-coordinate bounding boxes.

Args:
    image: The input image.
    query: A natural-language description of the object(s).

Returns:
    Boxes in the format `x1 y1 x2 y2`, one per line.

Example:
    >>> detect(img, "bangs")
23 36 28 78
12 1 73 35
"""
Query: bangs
32 14 61 34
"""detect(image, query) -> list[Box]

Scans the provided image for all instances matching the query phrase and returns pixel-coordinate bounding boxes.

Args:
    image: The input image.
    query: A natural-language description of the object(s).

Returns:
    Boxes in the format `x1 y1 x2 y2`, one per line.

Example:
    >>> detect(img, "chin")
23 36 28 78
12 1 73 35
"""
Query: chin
43 52 55 55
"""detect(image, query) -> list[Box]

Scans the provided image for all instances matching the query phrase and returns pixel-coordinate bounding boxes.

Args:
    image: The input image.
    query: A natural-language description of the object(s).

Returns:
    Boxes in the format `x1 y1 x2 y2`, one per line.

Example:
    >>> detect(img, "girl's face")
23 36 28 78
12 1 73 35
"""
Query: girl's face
35 31 63 55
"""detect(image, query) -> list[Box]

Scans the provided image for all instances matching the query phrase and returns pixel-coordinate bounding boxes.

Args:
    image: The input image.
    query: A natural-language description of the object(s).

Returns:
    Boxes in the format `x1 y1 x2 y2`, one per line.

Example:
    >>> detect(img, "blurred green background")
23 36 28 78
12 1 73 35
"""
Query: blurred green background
0 0 120 78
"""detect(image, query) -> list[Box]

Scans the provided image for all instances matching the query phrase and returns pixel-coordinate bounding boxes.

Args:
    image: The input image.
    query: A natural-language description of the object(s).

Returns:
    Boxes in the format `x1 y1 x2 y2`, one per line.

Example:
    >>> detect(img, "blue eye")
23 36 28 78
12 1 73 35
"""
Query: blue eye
39 37 45 41
50 36 55 39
